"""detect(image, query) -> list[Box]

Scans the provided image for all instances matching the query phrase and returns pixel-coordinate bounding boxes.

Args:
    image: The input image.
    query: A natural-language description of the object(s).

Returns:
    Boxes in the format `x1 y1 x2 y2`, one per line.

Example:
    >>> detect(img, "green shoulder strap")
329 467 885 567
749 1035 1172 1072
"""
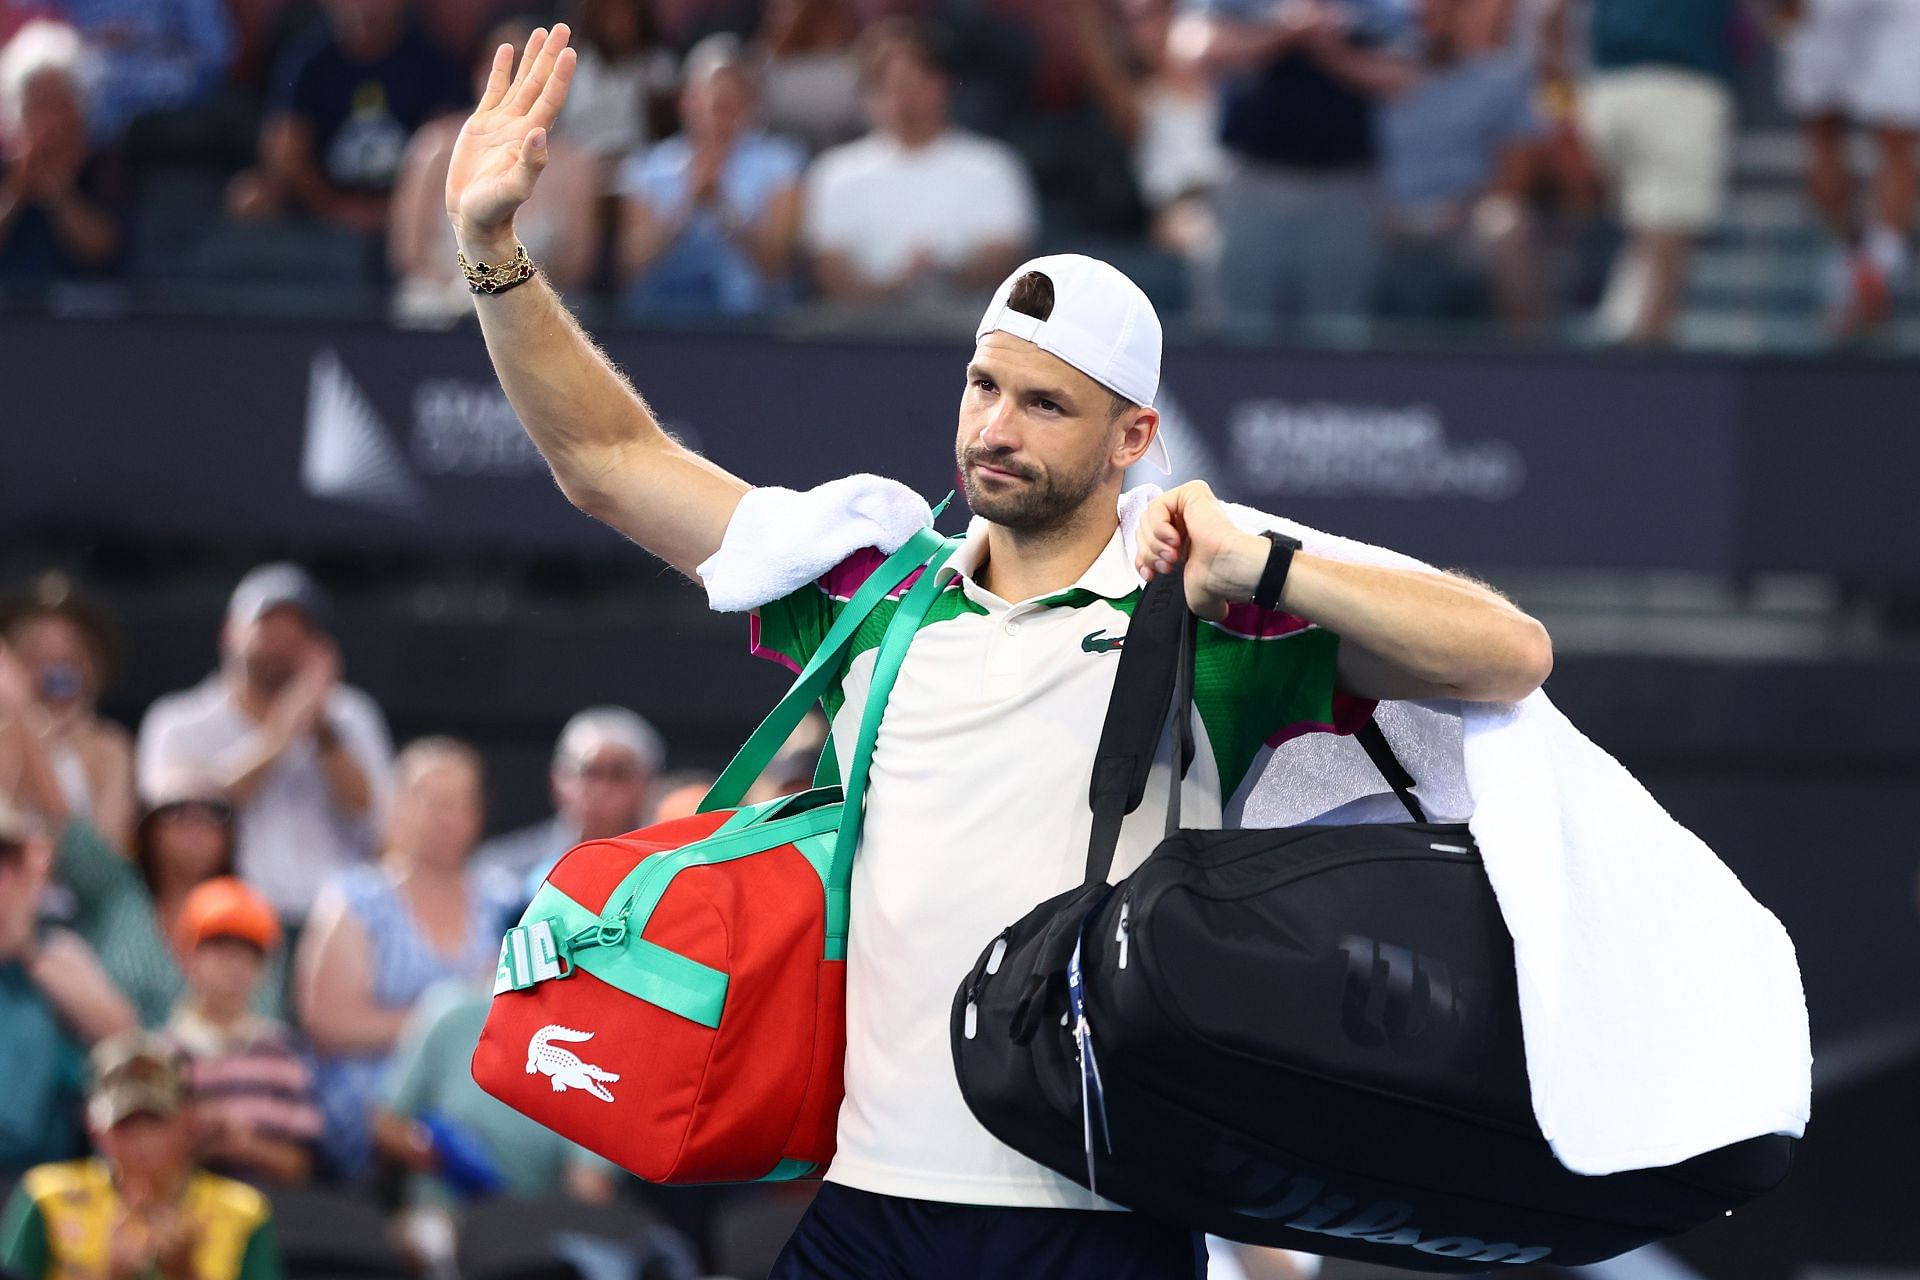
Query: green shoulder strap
700 524 948 813
820 544 959 950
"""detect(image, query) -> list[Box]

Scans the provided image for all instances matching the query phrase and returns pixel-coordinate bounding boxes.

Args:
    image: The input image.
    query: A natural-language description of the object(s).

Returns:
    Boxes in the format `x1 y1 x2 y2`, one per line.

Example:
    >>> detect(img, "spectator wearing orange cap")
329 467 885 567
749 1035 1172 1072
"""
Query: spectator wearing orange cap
165 878 322 1187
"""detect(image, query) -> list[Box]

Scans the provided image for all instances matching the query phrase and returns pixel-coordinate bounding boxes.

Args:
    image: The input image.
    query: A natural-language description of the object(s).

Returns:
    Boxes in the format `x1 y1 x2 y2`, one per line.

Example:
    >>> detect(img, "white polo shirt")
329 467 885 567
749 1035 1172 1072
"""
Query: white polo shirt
749 505 1370 1209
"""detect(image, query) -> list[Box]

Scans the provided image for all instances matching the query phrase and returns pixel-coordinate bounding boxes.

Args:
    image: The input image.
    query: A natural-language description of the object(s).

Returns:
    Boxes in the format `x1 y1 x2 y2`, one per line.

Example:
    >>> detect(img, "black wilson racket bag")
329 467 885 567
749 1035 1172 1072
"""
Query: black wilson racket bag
951 568 1792 1272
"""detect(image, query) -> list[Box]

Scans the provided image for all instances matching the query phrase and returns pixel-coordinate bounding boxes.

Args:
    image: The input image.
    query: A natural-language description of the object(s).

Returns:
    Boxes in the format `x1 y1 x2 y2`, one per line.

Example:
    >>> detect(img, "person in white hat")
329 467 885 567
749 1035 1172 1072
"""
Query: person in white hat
440 26 1552 1279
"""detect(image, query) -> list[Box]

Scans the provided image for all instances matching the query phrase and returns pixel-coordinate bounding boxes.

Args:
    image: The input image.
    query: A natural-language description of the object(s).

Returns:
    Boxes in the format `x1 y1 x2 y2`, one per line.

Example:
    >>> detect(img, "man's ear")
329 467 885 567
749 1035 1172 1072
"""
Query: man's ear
1113 405 1162 471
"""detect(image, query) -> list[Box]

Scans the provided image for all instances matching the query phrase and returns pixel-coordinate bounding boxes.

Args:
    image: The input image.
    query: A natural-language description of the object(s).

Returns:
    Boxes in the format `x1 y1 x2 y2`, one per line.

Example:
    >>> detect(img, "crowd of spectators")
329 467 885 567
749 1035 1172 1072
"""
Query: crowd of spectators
0 562 766 1278
2 0 1913 343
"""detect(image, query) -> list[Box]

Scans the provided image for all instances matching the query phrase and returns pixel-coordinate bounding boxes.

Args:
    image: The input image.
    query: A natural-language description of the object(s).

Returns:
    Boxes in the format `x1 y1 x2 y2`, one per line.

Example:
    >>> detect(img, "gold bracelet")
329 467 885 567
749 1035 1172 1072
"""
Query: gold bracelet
457 242 537 296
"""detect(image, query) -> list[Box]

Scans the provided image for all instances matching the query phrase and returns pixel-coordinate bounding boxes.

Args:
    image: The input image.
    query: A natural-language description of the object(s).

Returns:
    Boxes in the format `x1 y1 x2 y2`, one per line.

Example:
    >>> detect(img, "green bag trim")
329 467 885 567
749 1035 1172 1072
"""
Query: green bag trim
759 1158 817 1182
525 883 730 1029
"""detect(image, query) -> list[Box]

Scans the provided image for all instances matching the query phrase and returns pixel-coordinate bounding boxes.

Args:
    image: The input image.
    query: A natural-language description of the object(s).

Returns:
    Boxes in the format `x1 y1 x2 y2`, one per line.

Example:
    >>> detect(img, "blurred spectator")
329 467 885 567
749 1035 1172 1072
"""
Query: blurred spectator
389 18 598 324
52 768 291 1029
803 19 1037 305
557 0 680 179
372 982 619 1273
1172 0 1415 328
0 796 137 1182
0 1031 281 1280
295 737 506 1179
1556 0 1737 345
137 563 395 926
226 0 464 234
0 19 124 278
1778 0 1920 336
617 33 805 316
1077 0 1229 261
473 706 663 898
1 573 135 849
165 876 320 1186
1374 0 1547 334
61 0 236 144
412 0 513 68
754 0 865 153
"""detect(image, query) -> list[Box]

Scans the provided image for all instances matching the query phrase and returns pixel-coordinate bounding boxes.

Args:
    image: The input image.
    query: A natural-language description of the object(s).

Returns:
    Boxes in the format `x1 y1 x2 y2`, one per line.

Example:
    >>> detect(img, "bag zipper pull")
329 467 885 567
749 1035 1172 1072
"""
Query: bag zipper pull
1115 898 1131 970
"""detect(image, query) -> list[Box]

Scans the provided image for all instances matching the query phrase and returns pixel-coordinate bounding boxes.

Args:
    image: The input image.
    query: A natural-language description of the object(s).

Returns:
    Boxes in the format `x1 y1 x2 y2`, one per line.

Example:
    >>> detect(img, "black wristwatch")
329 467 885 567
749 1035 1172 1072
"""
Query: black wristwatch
1251 530 1302 612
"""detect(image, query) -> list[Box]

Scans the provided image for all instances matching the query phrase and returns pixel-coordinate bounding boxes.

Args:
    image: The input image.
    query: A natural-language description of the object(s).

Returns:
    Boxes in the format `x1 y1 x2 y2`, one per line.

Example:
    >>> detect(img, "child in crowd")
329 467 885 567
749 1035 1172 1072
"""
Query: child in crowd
165 876 322 1186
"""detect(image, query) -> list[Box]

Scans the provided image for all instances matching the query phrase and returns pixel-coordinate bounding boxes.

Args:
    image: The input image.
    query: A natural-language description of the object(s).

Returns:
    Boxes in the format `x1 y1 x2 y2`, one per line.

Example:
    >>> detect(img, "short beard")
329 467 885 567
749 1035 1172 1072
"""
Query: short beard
958 445 1108 536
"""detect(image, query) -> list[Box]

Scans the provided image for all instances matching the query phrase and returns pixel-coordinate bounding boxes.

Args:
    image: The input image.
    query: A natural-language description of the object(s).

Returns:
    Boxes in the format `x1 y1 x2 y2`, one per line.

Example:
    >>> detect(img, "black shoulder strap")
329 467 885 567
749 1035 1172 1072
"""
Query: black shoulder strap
1085 568 1192 887
1355 718 1428 823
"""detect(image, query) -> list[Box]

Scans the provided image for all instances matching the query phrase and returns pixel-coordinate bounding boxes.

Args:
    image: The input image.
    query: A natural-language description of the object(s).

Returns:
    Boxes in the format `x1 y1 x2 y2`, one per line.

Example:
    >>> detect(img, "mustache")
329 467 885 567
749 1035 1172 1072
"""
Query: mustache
962 450 1036 481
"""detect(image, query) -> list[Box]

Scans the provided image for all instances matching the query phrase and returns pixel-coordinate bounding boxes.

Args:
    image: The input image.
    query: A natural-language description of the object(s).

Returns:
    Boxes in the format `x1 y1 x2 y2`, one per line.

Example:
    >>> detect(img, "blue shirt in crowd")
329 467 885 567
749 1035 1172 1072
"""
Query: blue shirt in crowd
63 0 234 142
1379 51 1543 212
618 131 806 316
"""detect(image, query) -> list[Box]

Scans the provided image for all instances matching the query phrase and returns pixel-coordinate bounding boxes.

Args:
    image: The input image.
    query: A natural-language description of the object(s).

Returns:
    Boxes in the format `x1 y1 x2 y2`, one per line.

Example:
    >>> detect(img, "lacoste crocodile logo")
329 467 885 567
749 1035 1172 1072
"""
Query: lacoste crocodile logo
1081 629 1125 654
526 1025 620 1101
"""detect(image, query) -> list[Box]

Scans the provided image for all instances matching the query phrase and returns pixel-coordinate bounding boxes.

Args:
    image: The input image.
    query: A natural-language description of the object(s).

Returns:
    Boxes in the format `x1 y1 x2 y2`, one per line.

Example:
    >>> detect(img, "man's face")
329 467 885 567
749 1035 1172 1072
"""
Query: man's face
956 333 1130 534
12 614 94 709
228 605 317 695
866 44 948 141
553 742 651 841
95 1112 193 1194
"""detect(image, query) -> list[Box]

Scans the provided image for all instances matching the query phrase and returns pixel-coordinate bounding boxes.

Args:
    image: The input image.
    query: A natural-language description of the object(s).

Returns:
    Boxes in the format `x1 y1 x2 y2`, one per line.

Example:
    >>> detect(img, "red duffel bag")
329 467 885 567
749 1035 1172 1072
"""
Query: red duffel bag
472 526 957 1183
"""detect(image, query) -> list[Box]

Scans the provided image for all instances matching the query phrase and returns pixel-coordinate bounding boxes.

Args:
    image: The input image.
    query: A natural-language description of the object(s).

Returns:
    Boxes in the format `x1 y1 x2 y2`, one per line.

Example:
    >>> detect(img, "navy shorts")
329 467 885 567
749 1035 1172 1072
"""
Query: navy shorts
768 1182 1208 1280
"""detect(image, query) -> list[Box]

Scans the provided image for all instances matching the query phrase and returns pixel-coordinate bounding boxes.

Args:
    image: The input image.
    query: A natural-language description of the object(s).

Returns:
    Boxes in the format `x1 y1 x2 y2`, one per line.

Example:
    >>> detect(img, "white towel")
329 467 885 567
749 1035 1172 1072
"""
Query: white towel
698 476 1812 1176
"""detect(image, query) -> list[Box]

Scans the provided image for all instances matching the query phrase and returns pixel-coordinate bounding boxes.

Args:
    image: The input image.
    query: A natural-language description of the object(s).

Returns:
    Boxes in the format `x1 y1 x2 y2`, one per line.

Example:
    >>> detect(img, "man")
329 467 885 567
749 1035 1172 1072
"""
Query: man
0 1031 282 1280
1548 0 1739 345
1172 0 1416 328
1374 0 1546 333
0 795 137 1182
471 705 662 898
226 0 463 233
1777 0 1920 335
136 563 395 926
443 26 1551 1278
802 19 1037 306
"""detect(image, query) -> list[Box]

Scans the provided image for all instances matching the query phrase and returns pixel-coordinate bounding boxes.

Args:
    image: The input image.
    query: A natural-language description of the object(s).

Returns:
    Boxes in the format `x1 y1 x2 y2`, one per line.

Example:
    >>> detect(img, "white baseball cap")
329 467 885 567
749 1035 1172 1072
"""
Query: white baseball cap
976 254 1170 473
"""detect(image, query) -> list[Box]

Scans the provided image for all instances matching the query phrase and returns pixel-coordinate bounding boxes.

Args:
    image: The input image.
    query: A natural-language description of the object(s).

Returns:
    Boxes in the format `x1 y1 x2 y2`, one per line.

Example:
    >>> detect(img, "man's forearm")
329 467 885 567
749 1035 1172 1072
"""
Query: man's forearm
459 229 674 510
1209 535 1552 701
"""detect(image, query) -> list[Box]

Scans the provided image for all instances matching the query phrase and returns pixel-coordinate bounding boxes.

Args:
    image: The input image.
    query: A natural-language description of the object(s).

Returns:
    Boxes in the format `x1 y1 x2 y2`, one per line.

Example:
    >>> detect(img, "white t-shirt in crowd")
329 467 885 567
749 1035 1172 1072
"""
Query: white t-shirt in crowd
802 128 1038 285
136 676 395 920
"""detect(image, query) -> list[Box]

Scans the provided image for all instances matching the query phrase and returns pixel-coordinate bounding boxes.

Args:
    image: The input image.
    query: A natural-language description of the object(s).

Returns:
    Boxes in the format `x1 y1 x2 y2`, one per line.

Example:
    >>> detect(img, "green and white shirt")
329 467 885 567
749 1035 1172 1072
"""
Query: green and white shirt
749 502 1372 1209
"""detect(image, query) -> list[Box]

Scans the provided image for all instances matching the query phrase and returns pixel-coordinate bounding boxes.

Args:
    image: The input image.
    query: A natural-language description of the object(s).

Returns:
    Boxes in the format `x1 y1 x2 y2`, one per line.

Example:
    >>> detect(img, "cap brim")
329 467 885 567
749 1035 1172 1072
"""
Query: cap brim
1144 429 1172 475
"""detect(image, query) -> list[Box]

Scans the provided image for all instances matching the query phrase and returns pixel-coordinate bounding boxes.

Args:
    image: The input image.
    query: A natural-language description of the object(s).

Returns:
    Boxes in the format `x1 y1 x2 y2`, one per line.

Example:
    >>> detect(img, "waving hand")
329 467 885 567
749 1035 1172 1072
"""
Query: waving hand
446 24 577 254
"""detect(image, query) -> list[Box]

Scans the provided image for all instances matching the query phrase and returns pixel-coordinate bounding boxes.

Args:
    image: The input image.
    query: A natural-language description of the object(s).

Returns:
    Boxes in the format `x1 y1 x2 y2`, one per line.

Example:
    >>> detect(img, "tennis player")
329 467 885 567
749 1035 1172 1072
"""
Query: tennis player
446 25 1553 1279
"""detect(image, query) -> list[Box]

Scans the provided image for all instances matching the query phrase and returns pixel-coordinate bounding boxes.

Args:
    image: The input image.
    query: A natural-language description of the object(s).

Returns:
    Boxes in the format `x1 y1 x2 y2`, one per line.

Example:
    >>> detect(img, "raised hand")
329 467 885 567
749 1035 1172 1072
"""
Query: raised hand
445 24 577 256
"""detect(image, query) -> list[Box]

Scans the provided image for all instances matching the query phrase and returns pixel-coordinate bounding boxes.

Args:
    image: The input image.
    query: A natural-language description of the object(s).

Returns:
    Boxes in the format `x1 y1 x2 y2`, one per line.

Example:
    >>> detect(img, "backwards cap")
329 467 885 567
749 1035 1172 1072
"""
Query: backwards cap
975 254 1170 473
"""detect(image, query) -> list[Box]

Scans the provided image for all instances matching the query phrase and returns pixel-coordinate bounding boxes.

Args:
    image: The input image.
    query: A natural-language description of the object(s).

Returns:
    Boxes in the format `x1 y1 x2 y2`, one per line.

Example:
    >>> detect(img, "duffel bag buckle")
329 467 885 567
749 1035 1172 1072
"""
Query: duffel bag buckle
494 918 573 994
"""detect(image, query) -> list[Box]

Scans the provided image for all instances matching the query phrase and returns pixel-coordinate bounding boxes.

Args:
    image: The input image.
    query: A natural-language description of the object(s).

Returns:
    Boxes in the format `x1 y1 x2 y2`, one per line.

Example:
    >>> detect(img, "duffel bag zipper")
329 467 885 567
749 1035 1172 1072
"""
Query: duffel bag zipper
963 928 1013 1040
1115 897 1131 969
